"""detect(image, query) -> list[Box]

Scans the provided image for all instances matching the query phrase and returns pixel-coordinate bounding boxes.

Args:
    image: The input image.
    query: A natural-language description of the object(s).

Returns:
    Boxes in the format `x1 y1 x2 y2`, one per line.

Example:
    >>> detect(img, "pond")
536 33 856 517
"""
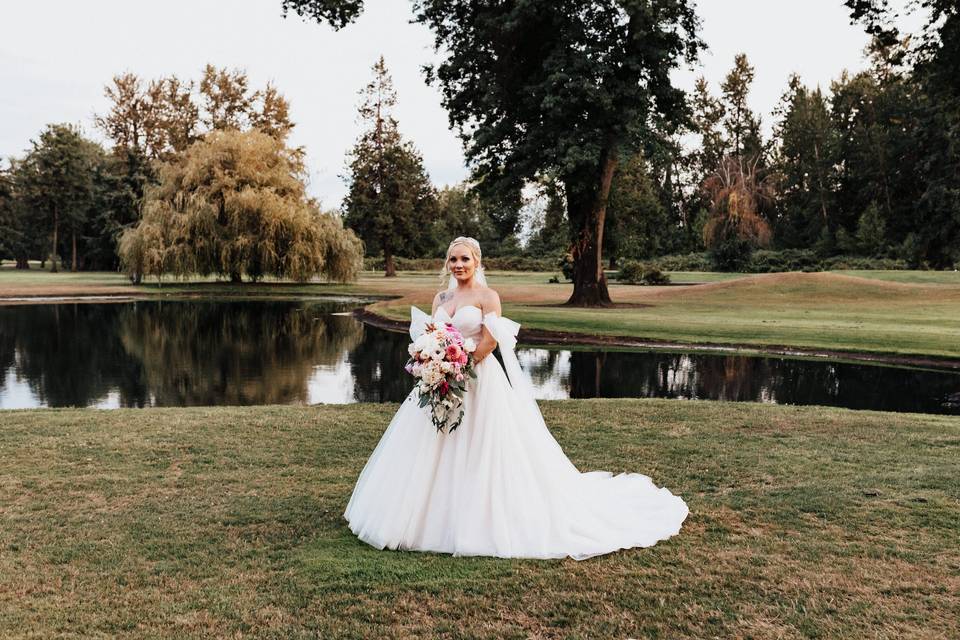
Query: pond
1 299 958 414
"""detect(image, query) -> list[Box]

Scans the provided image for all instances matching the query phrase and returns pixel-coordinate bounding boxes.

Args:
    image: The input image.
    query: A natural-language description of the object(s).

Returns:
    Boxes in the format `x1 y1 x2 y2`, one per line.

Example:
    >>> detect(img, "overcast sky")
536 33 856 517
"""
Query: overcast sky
0 1 922 207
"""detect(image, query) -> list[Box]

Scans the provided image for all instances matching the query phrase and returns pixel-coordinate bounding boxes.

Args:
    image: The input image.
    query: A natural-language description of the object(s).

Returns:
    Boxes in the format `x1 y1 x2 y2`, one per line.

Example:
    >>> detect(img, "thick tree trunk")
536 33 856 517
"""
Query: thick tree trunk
565 148 618 307
230 271 243 283
71 231 78 272
16 258 29 269
384 248 397 277
50 210 59 273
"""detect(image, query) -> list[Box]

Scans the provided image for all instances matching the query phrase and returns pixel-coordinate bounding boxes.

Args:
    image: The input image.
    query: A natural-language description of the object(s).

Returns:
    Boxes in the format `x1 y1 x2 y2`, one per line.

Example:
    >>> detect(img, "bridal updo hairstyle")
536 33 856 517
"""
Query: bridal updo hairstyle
441 236 488 289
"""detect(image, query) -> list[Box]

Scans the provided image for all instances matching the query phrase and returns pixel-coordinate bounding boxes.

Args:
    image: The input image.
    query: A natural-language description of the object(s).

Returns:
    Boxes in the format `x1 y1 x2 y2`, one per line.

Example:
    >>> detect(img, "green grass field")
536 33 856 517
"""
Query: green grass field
4 266 960 361
375 271 960 360
1 400 957 638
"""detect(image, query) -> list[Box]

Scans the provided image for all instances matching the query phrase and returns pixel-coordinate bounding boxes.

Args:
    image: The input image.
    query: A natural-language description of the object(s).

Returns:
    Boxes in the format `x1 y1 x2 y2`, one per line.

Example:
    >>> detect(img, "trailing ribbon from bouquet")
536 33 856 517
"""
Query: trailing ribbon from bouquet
479 312 532 395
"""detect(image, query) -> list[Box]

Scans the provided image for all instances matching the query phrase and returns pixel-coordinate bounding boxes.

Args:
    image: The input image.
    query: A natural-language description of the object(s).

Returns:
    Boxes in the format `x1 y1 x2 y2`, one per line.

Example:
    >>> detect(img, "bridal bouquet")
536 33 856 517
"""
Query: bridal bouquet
405 321 478 432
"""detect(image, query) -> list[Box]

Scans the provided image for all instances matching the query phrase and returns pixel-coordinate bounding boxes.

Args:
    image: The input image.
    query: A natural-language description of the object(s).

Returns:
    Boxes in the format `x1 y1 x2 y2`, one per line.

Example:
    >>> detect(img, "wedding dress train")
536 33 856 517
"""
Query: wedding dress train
343 304 688 560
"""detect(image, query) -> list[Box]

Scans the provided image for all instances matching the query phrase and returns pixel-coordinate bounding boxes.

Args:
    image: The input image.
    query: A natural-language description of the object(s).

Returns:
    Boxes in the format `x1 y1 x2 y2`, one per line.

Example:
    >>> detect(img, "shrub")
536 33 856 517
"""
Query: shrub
648 252 712 271
748 249 821 273
558 252 575 281
616 260 671 285
708 235 754 271
820 255 908 270
616 260 645 283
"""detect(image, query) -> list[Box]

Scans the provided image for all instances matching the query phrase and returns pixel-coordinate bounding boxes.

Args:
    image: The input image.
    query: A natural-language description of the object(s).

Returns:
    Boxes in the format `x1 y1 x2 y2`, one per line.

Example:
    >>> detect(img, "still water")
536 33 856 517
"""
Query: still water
1 299 958 414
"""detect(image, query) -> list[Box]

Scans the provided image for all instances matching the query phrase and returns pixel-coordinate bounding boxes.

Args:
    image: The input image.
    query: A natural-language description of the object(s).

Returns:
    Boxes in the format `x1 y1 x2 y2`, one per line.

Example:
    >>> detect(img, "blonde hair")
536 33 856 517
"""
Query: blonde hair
440 236 487 289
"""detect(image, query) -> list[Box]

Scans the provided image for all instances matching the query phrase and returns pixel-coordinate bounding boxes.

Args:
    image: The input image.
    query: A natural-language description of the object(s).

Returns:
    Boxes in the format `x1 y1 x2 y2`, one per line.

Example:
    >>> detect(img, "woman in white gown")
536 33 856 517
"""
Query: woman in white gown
344 237 688 560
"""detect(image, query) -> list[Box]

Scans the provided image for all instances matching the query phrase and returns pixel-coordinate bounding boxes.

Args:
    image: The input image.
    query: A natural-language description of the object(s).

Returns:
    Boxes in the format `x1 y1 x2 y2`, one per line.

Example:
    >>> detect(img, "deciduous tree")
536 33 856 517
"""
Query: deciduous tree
119 129 362 283
284 0 703 305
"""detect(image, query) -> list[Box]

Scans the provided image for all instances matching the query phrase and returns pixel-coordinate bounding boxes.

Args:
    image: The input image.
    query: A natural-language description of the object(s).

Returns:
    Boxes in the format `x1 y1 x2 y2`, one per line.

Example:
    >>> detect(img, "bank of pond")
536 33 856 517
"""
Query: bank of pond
0 298 957 414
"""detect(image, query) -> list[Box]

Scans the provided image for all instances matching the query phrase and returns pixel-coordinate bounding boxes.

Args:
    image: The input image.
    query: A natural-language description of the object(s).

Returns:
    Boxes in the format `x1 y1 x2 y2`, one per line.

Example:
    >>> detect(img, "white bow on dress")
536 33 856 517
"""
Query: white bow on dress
408 305 531 396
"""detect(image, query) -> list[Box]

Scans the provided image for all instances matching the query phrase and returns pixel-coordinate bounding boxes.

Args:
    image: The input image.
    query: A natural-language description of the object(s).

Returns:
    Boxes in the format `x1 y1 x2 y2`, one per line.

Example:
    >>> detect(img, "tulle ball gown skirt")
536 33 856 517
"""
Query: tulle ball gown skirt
343 353 689 561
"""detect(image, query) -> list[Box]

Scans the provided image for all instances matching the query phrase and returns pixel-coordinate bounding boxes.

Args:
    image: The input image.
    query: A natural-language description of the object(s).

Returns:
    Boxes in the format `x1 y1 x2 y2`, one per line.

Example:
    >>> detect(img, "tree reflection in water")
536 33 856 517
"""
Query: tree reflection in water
117 301 362 405
559 349 959 414
0 300 362 408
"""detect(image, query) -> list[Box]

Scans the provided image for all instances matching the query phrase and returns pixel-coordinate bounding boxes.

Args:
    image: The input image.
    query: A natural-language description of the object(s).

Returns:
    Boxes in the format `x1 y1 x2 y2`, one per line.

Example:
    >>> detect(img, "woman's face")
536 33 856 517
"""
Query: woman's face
447 244 477 285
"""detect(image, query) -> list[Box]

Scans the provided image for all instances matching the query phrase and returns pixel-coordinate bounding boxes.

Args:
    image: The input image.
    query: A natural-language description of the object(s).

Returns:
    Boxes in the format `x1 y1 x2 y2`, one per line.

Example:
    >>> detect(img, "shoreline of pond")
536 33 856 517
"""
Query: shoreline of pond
354 307 960 372
2 289 959 372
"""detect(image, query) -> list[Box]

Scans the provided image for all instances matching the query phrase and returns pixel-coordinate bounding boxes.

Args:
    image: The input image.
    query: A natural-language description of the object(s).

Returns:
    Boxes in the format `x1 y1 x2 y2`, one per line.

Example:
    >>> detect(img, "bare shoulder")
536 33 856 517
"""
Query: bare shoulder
481 287 502 315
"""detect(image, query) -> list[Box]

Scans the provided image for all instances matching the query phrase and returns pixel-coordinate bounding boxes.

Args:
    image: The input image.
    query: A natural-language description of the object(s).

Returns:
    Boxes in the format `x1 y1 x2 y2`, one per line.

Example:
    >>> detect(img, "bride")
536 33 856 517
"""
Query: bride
344 236 688 560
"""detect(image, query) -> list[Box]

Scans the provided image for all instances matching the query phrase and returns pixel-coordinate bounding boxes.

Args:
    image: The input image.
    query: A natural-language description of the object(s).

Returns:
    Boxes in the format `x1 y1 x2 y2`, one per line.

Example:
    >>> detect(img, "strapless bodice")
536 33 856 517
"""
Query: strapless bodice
433 304 484 340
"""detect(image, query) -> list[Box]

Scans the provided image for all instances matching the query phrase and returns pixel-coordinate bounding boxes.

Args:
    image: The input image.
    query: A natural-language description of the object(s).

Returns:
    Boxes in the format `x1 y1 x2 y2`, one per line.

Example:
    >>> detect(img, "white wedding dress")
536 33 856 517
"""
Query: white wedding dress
343 305 688 560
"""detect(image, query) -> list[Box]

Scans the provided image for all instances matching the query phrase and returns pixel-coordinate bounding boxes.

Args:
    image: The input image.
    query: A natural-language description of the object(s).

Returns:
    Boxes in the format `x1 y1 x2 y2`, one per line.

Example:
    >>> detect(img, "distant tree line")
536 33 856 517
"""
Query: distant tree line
287 0 959 293
2 1 957 290
0 65 362 282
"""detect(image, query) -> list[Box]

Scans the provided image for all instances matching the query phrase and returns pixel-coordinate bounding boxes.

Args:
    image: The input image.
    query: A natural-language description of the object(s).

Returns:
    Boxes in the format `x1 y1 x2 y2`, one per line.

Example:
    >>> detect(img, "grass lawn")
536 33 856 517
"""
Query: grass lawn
4 266 960 360
375 271 960 360
0 400 957 638
834 269 960 285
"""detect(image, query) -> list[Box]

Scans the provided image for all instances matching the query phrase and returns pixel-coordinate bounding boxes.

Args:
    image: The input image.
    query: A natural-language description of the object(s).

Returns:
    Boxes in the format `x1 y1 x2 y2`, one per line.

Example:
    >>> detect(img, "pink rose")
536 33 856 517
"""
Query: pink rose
446 344 462 361
458 352 468 365
456 373 464 381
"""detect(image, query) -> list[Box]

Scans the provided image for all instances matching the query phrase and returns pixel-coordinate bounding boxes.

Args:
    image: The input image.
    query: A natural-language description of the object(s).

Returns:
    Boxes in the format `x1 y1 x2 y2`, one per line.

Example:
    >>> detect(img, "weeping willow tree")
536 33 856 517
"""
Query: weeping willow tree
119 129 362 283
702 154 775 270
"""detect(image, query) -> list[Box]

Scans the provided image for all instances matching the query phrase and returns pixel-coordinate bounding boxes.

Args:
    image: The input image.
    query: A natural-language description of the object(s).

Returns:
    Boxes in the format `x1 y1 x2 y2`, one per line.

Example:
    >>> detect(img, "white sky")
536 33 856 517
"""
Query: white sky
0 0 922 207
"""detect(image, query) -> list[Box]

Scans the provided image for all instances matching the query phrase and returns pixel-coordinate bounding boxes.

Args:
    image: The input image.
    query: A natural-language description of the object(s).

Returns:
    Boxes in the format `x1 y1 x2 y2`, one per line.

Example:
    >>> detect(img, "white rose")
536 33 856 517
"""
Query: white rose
463 338 477 352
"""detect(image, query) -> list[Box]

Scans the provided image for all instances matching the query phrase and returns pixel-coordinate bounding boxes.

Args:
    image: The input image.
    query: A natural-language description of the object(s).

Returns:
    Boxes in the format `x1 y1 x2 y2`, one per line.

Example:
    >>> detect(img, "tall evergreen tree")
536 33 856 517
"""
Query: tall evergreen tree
772 75 840 249
844 0 960 266
604 154 670 264
830 66 920 251
720 53 764 162
16 125 103 272
690 76 726 181
0 166 27 268
342 56 437 277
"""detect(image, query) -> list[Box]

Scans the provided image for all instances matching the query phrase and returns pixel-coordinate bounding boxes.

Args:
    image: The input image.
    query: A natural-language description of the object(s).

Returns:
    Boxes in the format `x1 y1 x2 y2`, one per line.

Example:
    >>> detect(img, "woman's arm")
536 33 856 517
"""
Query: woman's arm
473 289 502 363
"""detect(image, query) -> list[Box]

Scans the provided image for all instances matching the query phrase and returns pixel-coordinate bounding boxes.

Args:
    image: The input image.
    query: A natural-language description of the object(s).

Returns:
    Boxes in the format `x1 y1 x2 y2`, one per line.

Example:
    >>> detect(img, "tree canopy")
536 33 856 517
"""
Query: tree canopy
95 65 295 162
12 124 107 272
119 129 363 283
285 0 703 304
